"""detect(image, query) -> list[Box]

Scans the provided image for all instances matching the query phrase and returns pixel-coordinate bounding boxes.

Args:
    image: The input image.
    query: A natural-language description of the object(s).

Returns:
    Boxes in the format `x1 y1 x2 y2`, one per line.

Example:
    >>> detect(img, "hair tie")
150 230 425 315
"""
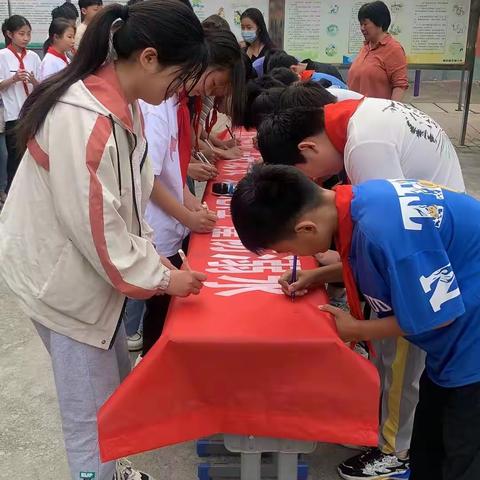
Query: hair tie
121 4 129 21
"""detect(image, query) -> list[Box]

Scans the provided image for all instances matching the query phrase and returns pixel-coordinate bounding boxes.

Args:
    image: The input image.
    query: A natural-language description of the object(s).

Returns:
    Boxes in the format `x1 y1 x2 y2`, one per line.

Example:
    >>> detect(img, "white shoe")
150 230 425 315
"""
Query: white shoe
114 458 156 480
127 331 143 352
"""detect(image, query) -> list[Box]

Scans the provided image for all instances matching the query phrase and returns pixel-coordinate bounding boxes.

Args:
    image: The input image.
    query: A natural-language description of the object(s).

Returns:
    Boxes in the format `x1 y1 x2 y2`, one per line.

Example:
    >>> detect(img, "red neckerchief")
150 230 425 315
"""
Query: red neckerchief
176 91 192 186
333 184 375 355
324 99 364 153
7 44 29 96
47 46 69 64
205 98 219 139
300 70 314 82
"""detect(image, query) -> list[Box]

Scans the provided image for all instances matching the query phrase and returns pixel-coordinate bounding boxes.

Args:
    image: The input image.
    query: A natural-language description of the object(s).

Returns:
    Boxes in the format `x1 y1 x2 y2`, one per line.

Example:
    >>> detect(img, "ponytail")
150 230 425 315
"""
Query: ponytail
17 0 208 149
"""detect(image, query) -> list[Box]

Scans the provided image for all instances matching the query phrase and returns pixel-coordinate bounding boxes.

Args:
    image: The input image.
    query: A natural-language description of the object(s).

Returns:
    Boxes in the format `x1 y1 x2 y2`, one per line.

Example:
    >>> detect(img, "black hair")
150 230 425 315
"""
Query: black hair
127 0 192 7
265 50 298 73
203 26 245 126
2 15 31 46
43 18 75 54
243 77 284 128
231 164 323 254
244 86 284 130
269 67 298 86
358 1 391 31
18 1 208 150
52 2 79 21
279 81 337 109
257 107 325 166
252 75 285 90
240 8 274 49
203 14 230 31
79 0 103 8
79 0 103 21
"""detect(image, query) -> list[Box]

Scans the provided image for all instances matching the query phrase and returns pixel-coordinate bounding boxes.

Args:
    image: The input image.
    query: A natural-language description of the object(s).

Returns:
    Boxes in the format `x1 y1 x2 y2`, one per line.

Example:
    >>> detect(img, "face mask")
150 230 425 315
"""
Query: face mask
241 30 257 43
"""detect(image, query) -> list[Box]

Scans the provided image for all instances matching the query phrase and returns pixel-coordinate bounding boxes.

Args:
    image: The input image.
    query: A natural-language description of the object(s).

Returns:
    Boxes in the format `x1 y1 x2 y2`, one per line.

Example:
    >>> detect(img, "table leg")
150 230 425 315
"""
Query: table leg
277 452 298 480
240 452 261 480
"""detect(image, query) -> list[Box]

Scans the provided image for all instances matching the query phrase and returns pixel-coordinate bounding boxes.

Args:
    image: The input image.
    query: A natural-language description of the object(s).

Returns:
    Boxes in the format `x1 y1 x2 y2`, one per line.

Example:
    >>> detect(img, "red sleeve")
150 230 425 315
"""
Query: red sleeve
385 44 408 90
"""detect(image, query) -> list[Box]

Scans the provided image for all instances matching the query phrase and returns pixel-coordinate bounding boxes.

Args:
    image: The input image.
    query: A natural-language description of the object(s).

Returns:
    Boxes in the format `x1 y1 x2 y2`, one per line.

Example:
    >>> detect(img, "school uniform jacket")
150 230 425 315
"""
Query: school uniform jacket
0 64 170 349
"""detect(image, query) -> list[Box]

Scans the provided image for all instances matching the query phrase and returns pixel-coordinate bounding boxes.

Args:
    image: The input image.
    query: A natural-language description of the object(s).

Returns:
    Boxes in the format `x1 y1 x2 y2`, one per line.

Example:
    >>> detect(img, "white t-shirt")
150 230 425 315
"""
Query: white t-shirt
141 97 189 257
39 52 70 81
344 98 465 191
328 87 363 101
0 48 41 121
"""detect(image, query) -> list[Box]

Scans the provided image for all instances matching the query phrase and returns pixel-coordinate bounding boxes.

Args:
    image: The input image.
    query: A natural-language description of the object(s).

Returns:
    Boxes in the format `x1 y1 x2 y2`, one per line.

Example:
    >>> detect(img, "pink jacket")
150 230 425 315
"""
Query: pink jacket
0 65 170 349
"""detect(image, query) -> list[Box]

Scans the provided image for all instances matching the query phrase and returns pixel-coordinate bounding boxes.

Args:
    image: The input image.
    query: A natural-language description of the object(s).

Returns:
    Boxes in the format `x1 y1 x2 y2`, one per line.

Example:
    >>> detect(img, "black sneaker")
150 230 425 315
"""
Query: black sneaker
338 448 410 479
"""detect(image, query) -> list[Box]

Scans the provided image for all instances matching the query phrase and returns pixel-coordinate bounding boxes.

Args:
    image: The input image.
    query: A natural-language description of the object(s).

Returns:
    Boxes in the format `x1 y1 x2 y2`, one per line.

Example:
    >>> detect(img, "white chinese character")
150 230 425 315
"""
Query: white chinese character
206 258 292 274
212 227 237 239
210 241 247 253
204 275 284 296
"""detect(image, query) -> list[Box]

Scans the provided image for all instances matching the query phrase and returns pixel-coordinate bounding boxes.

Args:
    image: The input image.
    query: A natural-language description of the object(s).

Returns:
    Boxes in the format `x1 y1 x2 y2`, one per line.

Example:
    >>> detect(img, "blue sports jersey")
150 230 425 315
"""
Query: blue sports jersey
350 179 480 388
311 72 348 89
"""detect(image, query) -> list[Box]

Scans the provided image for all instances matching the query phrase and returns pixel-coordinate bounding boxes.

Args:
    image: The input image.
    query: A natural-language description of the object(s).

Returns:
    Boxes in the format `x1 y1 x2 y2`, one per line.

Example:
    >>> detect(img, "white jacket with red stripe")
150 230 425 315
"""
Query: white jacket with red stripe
0 65 170 349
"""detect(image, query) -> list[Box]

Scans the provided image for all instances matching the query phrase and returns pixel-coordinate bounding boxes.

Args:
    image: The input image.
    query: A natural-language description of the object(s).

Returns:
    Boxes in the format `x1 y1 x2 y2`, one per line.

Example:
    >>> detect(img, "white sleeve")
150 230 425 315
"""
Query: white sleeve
345 141 405 184
39 55 59 82
142 106 171 177
0 55 7 83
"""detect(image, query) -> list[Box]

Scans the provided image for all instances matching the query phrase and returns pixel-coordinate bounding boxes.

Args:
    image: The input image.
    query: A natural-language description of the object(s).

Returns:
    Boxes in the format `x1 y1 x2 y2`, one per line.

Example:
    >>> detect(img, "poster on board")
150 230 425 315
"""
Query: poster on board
104 0 270 39
8 0 60 47
101 0 269 40
0 3 9 22
283 0 471 65
191 0 269 39
9 0 269 48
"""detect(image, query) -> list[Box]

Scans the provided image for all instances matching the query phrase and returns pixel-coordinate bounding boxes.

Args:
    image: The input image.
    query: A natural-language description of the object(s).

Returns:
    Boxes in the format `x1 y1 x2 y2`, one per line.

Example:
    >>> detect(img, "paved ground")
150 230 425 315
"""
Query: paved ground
1 81 479 480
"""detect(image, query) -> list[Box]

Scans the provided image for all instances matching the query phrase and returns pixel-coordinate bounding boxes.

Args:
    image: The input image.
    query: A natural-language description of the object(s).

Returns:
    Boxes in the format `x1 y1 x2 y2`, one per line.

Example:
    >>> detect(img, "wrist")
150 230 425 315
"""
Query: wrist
182 209 195 229
311 267 328 286
350 320 367 342
158 268 171 292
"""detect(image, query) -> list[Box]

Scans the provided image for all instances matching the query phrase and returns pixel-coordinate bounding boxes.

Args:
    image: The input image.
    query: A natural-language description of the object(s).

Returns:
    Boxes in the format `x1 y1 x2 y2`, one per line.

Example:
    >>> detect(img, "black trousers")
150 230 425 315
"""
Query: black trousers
5 120 22 192
142 236 190 356
410 371 480 480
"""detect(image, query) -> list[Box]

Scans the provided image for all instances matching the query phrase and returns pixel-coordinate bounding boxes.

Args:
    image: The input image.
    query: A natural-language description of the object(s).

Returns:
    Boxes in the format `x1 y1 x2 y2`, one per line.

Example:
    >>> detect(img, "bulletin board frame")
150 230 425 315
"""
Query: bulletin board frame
268 0 480 145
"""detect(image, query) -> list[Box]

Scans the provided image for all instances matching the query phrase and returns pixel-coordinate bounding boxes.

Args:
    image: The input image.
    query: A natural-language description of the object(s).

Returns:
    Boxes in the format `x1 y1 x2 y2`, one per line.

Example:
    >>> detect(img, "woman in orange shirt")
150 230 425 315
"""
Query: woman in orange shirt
348 1 408 101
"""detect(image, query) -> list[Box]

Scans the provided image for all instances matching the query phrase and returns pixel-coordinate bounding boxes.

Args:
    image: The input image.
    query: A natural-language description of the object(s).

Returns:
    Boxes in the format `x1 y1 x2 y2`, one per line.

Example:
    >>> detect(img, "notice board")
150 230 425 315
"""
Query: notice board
283 0 471 65
7 0 59 48
5 0 269 47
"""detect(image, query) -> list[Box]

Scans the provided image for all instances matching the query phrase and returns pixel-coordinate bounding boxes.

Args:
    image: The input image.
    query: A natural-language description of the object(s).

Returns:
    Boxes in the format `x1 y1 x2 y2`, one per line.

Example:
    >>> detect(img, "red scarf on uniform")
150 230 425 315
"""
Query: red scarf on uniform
176 91 192 185
324 98 364 153
47 46 69 64
300 70 315 82
7 44 29 96
334 184 375 355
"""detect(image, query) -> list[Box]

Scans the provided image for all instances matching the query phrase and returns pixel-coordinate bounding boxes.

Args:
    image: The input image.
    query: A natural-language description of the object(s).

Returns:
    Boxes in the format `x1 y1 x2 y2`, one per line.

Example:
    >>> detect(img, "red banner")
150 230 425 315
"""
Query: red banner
98 131 380 462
